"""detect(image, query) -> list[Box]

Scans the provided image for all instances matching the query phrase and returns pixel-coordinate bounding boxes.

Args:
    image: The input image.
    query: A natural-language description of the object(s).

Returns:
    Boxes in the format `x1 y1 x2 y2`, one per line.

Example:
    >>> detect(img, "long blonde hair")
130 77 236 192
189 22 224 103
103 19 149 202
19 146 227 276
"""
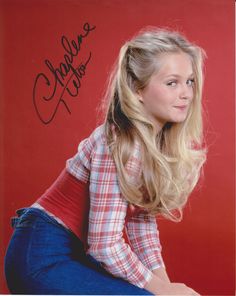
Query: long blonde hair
101 27 207 221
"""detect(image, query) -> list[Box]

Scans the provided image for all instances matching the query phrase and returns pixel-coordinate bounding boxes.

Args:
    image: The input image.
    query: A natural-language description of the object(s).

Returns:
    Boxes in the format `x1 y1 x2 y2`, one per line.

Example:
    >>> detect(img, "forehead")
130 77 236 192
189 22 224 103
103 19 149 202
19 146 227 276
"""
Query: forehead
155 52 193 78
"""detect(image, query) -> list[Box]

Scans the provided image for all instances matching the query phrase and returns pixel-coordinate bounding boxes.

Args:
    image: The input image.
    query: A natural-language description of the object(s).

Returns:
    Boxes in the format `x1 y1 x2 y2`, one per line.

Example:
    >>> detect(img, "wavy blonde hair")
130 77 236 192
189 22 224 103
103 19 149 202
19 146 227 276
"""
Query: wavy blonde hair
101 27 207 221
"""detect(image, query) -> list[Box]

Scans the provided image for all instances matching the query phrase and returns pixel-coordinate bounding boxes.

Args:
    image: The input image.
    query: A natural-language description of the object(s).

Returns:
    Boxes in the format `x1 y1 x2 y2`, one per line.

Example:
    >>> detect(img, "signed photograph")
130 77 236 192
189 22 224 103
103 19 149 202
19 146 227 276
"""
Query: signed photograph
0 0 234 295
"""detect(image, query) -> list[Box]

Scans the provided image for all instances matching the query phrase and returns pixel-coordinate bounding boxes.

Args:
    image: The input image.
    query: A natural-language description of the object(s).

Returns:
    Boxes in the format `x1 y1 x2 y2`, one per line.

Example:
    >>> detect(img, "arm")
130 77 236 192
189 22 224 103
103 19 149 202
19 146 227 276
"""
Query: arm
125 140 167 278
125 212 167 277
86 130 153 288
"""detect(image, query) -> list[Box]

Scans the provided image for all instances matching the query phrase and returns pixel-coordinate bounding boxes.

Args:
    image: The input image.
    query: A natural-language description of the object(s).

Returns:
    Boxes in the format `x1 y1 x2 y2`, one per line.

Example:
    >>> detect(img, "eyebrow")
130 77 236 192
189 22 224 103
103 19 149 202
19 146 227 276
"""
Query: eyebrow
164 73 194 78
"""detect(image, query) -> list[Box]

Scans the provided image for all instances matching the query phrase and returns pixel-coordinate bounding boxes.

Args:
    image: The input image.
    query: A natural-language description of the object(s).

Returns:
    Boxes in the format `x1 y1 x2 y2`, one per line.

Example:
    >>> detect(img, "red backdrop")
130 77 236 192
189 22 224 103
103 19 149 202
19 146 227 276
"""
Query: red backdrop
0 0 235 295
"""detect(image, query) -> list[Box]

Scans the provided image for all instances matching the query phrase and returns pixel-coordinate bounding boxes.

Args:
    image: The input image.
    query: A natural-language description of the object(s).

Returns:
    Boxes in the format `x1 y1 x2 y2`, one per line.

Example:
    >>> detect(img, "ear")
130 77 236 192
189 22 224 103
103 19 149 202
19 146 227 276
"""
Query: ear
137 90 144 103
138 96 143 103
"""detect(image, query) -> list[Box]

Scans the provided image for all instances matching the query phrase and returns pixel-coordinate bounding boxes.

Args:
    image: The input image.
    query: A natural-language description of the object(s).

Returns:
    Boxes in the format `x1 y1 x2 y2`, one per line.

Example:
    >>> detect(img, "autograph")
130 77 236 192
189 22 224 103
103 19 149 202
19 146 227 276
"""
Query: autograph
33 22 96 124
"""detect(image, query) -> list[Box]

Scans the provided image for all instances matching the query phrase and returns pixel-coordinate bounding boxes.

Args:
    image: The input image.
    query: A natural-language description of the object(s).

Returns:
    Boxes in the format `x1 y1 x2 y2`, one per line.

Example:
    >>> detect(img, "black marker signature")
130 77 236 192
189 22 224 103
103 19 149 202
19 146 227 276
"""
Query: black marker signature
33 22 96 124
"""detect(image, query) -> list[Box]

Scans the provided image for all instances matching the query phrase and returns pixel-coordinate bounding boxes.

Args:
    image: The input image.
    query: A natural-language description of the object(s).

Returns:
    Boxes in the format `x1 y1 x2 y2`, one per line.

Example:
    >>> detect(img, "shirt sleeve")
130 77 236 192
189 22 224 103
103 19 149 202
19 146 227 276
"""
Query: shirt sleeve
124 140 165 271
66 138 92 183
125 212 165 271
86 127 153 289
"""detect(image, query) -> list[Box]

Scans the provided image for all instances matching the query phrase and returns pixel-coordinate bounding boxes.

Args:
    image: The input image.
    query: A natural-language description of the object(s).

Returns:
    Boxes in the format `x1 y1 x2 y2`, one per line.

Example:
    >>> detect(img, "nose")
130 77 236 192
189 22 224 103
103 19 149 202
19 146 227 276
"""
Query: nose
179 84 193 100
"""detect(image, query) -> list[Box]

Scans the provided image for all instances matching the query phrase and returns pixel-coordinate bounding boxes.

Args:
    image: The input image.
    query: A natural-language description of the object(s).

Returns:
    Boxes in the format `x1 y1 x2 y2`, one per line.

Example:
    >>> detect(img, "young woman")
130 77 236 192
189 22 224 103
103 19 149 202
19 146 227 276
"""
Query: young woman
4 27 206 295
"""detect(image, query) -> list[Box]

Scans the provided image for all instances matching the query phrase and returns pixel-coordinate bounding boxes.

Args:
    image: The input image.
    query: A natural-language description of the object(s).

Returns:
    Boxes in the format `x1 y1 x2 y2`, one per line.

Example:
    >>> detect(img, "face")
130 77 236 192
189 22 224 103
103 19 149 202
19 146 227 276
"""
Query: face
139 52 194 133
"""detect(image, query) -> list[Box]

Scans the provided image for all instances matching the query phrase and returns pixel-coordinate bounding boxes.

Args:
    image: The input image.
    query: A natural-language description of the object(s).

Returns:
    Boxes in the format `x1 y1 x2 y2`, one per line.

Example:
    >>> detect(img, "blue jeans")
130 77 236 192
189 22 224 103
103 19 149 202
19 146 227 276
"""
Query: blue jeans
4 207 152 295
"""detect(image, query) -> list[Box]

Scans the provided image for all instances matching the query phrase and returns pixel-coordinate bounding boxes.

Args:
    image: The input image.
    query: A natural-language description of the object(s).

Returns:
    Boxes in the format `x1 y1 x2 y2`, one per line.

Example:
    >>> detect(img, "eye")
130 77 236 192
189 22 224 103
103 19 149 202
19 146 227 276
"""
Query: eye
166 80 177 87
187 78 195 87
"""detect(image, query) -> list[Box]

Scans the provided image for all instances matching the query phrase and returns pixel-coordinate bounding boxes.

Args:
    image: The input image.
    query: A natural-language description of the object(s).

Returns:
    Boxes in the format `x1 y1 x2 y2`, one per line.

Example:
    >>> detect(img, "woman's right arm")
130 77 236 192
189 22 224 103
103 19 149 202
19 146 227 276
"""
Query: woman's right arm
87 130 153 289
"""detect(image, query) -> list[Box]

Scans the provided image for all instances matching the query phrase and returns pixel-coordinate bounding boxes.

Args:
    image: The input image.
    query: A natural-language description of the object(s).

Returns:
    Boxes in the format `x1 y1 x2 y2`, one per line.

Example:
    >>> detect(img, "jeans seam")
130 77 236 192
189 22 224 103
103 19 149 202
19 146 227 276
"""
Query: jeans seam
25 220 37 279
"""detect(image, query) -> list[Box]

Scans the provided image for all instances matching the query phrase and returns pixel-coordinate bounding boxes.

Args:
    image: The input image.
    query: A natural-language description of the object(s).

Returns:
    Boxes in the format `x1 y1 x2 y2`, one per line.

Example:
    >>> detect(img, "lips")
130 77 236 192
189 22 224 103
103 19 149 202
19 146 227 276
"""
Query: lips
174 105 188 110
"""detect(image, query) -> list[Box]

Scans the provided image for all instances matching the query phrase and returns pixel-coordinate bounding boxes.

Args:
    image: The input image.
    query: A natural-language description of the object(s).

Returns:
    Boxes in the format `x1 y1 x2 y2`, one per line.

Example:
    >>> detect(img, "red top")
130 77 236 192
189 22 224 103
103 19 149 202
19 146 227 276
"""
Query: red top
36 168 90 247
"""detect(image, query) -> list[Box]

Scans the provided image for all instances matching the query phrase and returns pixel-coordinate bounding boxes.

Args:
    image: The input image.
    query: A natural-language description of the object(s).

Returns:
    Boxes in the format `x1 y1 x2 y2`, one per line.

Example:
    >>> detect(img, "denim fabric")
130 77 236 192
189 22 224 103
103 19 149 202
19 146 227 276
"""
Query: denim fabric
4 207 152 295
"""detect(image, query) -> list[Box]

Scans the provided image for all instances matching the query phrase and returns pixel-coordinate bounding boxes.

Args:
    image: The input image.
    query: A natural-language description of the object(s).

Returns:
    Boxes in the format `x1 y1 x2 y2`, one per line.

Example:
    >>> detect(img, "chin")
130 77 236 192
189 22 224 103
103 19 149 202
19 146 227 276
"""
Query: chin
169 116 187 124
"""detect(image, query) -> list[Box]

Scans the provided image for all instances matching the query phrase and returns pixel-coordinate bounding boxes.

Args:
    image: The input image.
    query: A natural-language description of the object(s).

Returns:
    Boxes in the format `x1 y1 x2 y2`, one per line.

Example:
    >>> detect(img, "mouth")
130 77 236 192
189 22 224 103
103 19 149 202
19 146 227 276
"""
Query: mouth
174 105 188 111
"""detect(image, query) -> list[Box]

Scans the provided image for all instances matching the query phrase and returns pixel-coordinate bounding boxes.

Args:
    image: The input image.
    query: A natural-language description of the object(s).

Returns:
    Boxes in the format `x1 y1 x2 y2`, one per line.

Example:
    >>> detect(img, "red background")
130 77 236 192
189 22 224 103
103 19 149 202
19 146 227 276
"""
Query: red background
0 0 235 295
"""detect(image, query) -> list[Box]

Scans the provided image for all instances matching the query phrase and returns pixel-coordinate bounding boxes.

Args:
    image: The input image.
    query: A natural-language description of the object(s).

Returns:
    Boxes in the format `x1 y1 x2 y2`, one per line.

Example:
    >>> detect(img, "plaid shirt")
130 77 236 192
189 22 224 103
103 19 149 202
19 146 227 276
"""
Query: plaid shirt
66 124 164 289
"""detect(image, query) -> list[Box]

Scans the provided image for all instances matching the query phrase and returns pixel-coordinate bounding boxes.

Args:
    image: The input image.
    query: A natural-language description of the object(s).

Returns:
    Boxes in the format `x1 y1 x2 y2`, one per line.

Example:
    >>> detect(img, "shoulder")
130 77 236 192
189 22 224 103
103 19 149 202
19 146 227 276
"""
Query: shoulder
77 123 107 153
88 123 107 146
66 124 108 182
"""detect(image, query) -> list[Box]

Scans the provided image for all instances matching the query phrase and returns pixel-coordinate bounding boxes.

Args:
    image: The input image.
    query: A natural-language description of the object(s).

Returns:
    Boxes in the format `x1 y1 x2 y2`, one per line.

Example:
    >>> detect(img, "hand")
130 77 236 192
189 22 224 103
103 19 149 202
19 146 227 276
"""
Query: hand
157 282 200 295
144 274 200 295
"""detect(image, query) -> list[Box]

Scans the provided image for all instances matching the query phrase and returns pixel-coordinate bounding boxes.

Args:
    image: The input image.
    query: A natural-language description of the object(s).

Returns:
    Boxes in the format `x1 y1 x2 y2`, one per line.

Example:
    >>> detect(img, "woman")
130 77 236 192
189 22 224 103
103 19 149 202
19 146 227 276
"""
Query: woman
4 27 206 295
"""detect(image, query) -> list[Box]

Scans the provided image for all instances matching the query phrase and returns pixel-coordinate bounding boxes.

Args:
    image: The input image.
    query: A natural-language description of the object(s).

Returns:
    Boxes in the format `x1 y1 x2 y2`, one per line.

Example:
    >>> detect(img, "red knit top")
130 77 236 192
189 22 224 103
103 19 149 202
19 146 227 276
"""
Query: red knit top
36 168 90 247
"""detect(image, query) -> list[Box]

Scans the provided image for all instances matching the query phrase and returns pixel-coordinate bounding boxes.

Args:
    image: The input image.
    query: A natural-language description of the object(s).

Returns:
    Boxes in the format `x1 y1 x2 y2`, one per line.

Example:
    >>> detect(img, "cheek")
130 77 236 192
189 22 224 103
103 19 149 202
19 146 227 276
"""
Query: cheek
141 85 172 109
147 87 166 105
152 89 173 107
